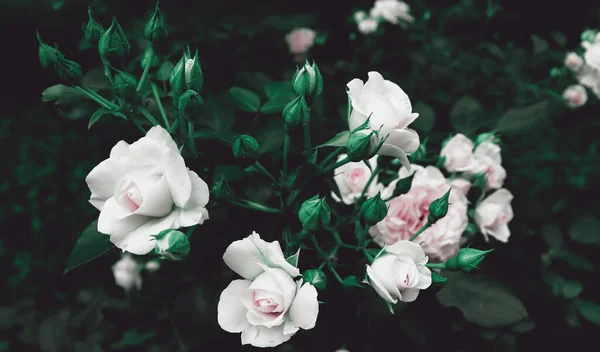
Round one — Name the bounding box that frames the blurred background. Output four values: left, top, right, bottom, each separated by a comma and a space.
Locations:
1, 0, 600, 351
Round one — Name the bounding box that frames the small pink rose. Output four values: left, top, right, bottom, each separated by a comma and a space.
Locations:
563, 84, 588, 108
440, 133, 477, 172
285, 28, 316, 55
564, 52, 584, 72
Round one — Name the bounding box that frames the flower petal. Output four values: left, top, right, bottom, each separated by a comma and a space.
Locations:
399, 288, 420, 302
217, 279, 252, 333
86, 157, 132, 210
386, 240, 426, 259
386, 128, 420, 154
145, 125, 179, 153
363, 71, 386, 96
97, 197, 149, 236
289, 282, 319, 330
489, 223, 511, 243
173, 170, 210, 227
366, 264, 397, 304
111, 211, 179, 255
377, 143, 411, 172
242, 325, 292, 348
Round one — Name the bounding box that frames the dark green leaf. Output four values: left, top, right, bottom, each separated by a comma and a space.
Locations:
578, 300, 600, 326
450, 95, 483, 135
315, 131, 350, 149
235, 72, 272, 97
256, 119, 286, 155
229, 87, 261, 112
436, 271, 528, 328
550, 249, 595, 271
64, 220, 114, 276
495, 100, 551, 136
540, 223, 563, 249
342, 275, 362, 288
88, 108, 108, 130
199, 93, 236, 132
561, 280, 584, 299
569, 215, 600, 245
213, 165, 246, 183
41, 84, 88, 105
260, 95, 290, 114
265, 81, 295, 100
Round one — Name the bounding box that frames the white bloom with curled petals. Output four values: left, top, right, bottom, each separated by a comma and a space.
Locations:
346, 71, 420, 171
475, 189, 514, 242
218, 232, 319, 348
370, 0, 414, 24
85, 126, 210, 255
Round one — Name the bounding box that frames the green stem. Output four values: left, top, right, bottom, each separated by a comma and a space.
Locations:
282, 134, 291, 180
188, 120, 196, 156
136, 44, 153, 92
229, 198, 281, 214
363, 248, 374, 263
319, 146, 345, 170
254, 161, 278, 184
151, 83, 170, 130
139, 107, 160, 126
311, 234, 329, 260
359, 165, 380, 201
328, 264, 344, 284
425, 263, 446, 269
168, 118, 179, 134
327, 227, 360, 250
409, 221, 431, 242
303, 123, 314, 162
74, 86, 118, 111
321, 156, 351, 175
130, 116, 147, 134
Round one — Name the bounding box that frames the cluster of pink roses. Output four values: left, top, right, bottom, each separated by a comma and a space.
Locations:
561, 30, 600, 108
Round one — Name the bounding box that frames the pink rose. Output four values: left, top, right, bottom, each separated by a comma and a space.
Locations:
564, 52, 584, 72
440, 133, 477, 172
469, 141, 506, 190
285, 28, 316, 55
563, 84, 588, 108
449, 178, 471, 196
370, 165, 468, 262
474, 189, 514, 242
332, 155, 380, 204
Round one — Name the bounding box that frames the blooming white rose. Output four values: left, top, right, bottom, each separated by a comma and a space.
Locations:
582, 38, 600, 72
474, 189, 514, 242
112, 254, 142, 292
370, 0, 414, 24
366, 240, 432, 303
371, 165, 468, 262
332, 154, 380, 204
85, 126, 210, 255
358, 17, 379, 34
347, 71, 420, 171
440, 133, 477, 172
564, 52, 584, 72
563, 84, 588, 108
575, 65, 600, 98
218, 232, 318, 348
285, 28, 316, 55
468, 141, 506, 190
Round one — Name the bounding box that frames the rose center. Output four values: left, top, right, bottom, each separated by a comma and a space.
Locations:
118, 184, 143, 212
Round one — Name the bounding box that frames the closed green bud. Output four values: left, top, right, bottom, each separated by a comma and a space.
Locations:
292, 60, 323, 100
82, 7, 105, 44
581, 29, 597, 43
210, 174, 233, 200
98, 17, 130, 60
57, 58, 83, 82
113, 71, 138, 99
154, 229, 191, 260
427, 189, 451, 223
391, 172, 414, 198
347, 128, 375, 162
37, 32, 63, 68
144, 1, 168, 42
232, 135, 260, 160
475, 131, 500, 145
431, 271, 448, 286
445, 248, 493, 273
302, 269, 327, 290
177, 90, 204, 117
361, 193, 388, 226
282, 95, 310, 130
299, 195, 331, 231
169, 46, 203, 96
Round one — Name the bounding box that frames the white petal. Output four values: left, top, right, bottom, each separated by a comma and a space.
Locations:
133, 174, 173, 217
386, 240, 426, 260
173, 170, 210, 227
289, 282, 319, 330
489, 223, 511, 242
399, 288, 420, 302
242, 325, 292, 348
363, 71, 386, 95
346, 78, 365, 113
386, 128, 420, 154
383, 80, 413, 119
474, 142, 502, 164
112, 211, 179, 255
348, 109, 368, 132
109, 140, 130, 158
97, 197, 149, 236
145, 125, 179, 153
86, 157, 132, 211
415, 266, 432, 289
283, 319, 300, 336
377, 143, 411, 172
366, 264, 397, 303
256, 264, 297, 310
483, 188, 514, 205
217, 280, 252, 333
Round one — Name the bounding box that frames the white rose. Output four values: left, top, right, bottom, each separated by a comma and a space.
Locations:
440, 133, 477, 172
449, 177, 472, 196
332, 154, 379, 204
112, 254, 142, 292
582, 40, 600, 72
218, 232, 318, 348
469, 141, 506, 190
563, 84, 588, 108
564, 52, 584, 72
366, 240, 432, 303
347, 71, 420, 171
474, 189, 514, 242
575, 65, 600, 99
370, 0, 414, 24
353, 11, 367, 22
85, 126, 210, 255
358, 17, 379, 34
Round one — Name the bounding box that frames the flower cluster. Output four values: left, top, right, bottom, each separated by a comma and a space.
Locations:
353, 0, 414, 35
559, 29, 600, 108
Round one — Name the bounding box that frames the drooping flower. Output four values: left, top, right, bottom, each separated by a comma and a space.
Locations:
474, 189, 514, 242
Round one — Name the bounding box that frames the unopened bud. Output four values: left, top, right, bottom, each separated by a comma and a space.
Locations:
98, 17, 130, 60
154, 229, 191, 261
299, 195, 331, 231
360, 193, 388, 226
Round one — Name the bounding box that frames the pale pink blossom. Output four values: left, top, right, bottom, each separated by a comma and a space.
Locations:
564, 52, 584, 72
285, 28, 316, 55
440, 133, 477, 172
474, 189, 514, 242
563, 84, 588, 108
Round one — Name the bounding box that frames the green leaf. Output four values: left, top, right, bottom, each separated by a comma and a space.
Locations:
450, 95, 484, 135
561, 280, 584, 299
578, 300, 600, 326
265, 81, 295, 99
235, 72, 272, 97
315, 131, 350, 149
286, 249, 300, 267
229, 87, 261, 112
495, 100, 551, 136
88, 107, 108, 130
111, 328, 156, 350
342, 275, 362, 288
199, 93, 236, 132
551, 31, 567, 47
260, 95, 290, 114
256, 119, 286, 155
540, 223, 563, 249
550, 249, 595, 271
436, 271, 528, 328
431, 271, 448, 286
411, 102, 436, 134
41, 84, 88, 105
64, 220, 114, 276
569, 215, 600, 245
531, 34, 549, 53
213, 165, 246, 183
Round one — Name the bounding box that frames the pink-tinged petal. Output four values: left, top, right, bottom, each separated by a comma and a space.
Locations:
366, 264, 397, 303
145, 125, 179, 153
489, 223, 511, 243
386, 128, 420, 154
112, 211, 178, 255
173, 170, 210, 227
399, 288, 420, 302
255, 264, 297, 310
97, 197, 149, 236
217, 280, 252, 333
474, 203, 502, 228
377, 143, 411, 172
474, 142, 502, 164
86, 157, 133, 211
242, 325, 292, 348
483, 188, 514, 205
132, 175, 173, 217
414, 266, 432, 289
289, 282, 319, 330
